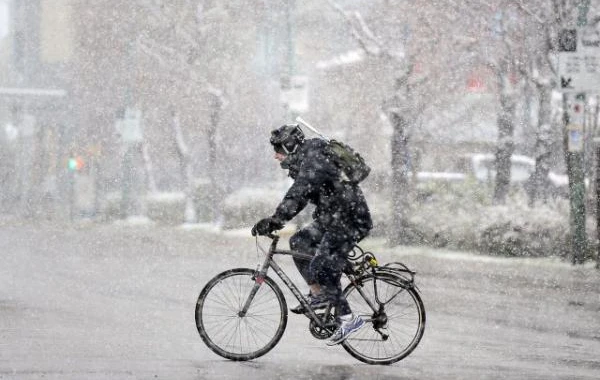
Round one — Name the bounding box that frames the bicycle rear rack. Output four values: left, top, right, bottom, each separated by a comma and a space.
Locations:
375, 262, 416, 289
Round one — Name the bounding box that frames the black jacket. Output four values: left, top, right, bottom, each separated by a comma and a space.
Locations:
272, 138, 372, 241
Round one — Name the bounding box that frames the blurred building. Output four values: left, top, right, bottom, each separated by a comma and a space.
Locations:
0, 0, 74, 216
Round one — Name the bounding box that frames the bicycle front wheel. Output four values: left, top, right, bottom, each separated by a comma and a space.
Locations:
195, 268, 288, 361
342, 273, 426, 365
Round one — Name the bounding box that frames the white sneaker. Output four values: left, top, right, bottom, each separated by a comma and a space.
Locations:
326, 314, 365, 346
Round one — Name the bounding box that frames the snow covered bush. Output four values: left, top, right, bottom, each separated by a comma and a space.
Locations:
100, 191, 187, 225
402, 180, 575, 258
146, 192, 186, 225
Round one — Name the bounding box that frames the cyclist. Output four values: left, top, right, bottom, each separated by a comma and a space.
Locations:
251, 124, 373, 345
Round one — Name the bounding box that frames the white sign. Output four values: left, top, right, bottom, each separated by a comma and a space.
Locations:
558, 27, 600, 92
567, 124, 584, 152
281, 75, 309, 113
115, 108, 143, 143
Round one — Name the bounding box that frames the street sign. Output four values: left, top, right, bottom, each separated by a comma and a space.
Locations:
567, 123, 584, 152
567, 95, 585, 152
558, 27, 600, 92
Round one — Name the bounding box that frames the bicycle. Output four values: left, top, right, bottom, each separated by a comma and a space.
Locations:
195, 233, 426, 365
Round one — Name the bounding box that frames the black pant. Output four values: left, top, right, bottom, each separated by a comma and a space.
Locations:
289, 223, 356, 316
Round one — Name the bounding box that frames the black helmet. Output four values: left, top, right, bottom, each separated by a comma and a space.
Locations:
270, 124, 305, 154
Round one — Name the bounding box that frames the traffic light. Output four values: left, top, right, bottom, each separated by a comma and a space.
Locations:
67, 156, 84, 171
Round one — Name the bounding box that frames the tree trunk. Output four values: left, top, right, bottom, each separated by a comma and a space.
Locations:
207, 91, 223, 225
171, 111, 197, 224
142, 142, 158, 194
493, 75, 516, 205
119, 142, 146, 219
207, 93, 220, 186
528, 84, 553, 207
389, 111, 412, 245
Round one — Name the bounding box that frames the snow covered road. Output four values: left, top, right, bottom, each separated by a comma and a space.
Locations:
1, 222, 599, 379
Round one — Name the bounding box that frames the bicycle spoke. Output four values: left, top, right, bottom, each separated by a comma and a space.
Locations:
342, 275, 425, 364
196, 269, 287, 360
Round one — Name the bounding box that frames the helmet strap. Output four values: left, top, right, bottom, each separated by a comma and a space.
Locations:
284, 141, 301, 155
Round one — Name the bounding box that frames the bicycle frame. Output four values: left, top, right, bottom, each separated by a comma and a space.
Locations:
239, 235, 327, 328
240, 235, 381, 330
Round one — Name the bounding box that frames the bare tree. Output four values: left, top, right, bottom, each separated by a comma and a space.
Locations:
135, 0, 229, 223
449, 1, 525, 204
328, 0, 479, 244
511, 0, 585, 206
493, 51, 520, 205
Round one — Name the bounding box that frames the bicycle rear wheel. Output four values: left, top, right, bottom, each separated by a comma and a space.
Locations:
342, 273, 425, 365
195, 268, 288, 361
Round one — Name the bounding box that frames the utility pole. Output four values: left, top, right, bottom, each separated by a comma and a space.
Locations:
281, 0, 296, 122
595, 136, 600, 268
281, 0, 309, 122
119, 8, 145, 220
564, 92, 587, 264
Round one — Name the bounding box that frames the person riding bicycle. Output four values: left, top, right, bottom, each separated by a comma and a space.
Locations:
251, 123, 373, 345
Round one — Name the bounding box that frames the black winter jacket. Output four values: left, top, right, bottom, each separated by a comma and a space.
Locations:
272, 138, 373, 241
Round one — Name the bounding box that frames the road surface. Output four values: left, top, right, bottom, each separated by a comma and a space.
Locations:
1, 221, 599, 379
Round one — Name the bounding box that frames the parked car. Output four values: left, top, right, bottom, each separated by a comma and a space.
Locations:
462, 153, 568, 192
417, 153, 570, 197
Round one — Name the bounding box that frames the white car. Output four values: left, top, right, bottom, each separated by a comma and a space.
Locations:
465, 153, 568, 189
417, 153, 570, 196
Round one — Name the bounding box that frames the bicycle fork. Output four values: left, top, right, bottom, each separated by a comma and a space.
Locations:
239, 256, 274, 317
238, 279, 263, 317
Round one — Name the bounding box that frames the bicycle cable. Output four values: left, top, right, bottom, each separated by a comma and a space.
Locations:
348, 245, 366, 261
254, 236, 268, 261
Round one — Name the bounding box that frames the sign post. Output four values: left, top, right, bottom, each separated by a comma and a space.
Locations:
595, 136, 600, 269
557, 13, 598, 264
564, 92, 587, 264
114, 107, 144, 219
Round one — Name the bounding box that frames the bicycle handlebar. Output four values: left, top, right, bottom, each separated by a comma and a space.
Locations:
257, 232, 280, 251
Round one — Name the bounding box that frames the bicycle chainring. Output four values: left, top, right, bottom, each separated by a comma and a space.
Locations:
309, 312, 336, 340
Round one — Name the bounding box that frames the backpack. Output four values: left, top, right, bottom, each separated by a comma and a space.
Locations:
327, 139, 371, 184
294, 117, 370, 183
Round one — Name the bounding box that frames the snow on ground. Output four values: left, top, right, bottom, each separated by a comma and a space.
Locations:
1, 220, 599, 380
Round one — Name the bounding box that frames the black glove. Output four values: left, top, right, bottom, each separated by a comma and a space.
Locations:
251, 217, 284, 236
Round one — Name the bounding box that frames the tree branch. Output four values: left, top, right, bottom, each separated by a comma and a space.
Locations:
328, 0, 388, 57
512, 0, 546, 25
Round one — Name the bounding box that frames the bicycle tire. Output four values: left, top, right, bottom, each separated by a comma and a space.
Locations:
341, 272, 426, 365
195, 268, 288, 361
